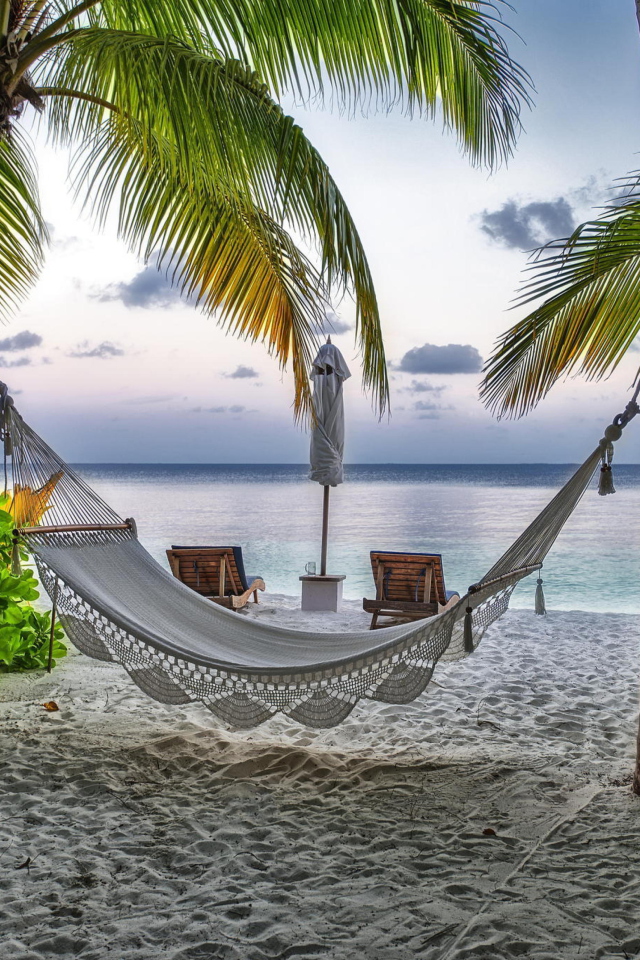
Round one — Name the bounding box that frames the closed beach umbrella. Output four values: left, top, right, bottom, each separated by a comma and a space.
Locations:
309, 339, 351, 575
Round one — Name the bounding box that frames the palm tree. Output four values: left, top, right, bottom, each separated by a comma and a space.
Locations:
482, 1, 640, 419
480, 177, 640, 418
0, 0, 530, 419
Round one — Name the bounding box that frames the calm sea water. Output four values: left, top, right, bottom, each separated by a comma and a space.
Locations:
73, 464, 640, 614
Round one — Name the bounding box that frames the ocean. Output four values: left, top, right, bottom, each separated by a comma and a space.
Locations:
74, 463, 640, 614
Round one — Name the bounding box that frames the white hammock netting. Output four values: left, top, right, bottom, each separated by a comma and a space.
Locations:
2, 385, 635, 729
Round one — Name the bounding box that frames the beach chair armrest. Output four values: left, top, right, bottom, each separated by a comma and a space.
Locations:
228, 578, 265, 610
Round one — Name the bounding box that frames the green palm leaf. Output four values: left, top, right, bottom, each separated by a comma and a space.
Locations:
94, 0, 531, 168
481, 179, 640, 418
68, 115, 346, 420
0, 131, 47, 322
35, 27, 388, 414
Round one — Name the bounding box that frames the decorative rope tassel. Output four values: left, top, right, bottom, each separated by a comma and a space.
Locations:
598, 425, 622, 496
11, 536, 21, 577
535, 576, 546, 615
598, 462, 615, 496
463, 606, 474, 653
598, 439, 616, 496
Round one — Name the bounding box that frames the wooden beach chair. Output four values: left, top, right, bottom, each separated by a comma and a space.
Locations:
166, 546, 265, 611
363, 551, 460, 630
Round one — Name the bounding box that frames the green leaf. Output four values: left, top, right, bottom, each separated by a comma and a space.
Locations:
38, 29, 389, 417
3, 604, 26, 624
481, 175, 640, 417
0, 508, 15, 525
0, 567, 39, 600
81, 120, 340, 417
95, 0, 532, 168
0, 131, 48, 321
51, 638, 68, 659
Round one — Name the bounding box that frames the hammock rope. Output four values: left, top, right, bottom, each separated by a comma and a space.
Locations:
0, 384, 636, 729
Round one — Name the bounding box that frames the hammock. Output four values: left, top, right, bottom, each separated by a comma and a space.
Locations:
2, 384, 637, 729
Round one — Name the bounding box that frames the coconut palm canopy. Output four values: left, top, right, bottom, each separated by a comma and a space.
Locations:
0, 0, 530, 419
481, 176, 640, 419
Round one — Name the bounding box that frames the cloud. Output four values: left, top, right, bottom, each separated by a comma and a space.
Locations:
413, 399, 445, 420
405, 380, 446, 395
0, 356, 31, 368
398, 343, 482, 375
224, 365, 259, 379
0, 330, 42, 352
478, 197, 576, 251
96, 264, 181, 309
52, 234, 82, 253
412, 398, 455, 420
122, 394, 178, 404
190, 405, 247, 414
569, 173, 609, 209
69, 341, 125, 359
321, 308, 352, 336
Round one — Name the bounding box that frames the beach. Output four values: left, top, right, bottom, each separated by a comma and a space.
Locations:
2, 0, 639, 956
2, 599, 639, 959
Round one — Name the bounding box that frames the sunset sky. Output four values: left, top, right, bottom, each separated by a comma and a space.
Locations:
5, 0, 640, 463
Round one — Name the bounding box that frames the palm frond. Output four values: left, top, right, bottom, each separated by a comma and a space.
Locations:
36, 30, 279, 206
481, 180, 640, 417
36, 28, 388, 411
0, 131, 47, 321
95, 0, 532, 168
70, 116, 342, 421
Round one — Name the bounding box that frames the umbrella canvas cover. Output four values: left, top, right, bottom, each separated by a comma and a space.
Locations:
309, 341, 351, 574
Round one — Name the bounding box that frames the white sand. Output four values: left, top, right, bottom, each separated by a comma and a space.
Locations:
1, 598, 640, 959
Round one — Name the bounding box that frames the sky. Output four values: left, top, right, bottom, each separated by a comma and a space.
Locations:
5, 0, 640, 462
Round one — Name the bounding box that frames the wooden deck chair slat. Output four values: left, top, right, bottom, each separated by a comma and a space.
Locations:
219, 553, 226, 597
422, 566, 432, 605
224, 553, 239, 595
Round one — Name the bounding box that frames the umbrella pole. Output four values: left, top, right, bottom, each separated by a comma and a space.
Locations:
320, 485, 330, 576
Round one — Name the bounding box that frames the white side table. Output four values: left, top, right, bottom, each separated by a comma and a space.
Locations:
299, 575, 346, 613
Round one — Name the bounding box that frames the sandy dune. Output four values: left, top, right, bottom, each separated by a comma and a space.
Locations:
1, 601, 639, 959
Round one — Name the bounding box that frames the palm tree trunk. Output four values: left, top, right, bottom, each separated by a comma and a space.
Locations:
0, 0, 10, 42
637, 0, 640, 31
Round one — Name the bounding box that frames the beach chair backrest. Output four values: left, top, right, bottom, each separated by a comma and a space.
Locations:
166, 546, 248, 597
369, 551, 447, 605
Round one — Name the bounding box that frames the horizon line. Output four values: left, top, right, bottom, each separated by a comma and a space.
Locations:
70, 460, 640, 467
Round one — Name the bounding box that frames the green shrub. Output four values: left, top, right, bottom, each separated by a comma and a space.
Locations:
0, 499, 66, 672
